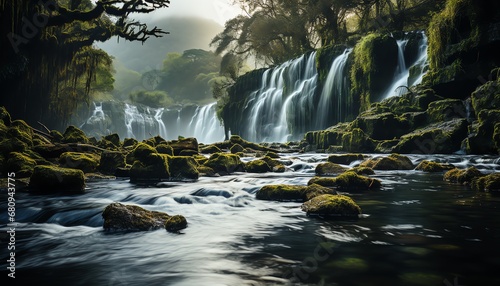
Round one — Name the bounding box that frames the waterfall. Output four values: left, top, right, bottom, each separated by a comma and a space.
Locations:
154, 108, 167, 139
383, 31, 429, 99
187, 103, 225, 143
243, 52, 318, 142
315, 48, 352, 129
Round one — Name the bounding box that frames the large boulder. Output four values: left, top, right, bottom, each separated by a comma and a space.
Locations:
471, 172, 500, 191
168, 156, 199, 180
308, 171, 381, 190
245, 159, 271, 173
102, 202, 186, 232
98, 151, 126, 175
392, 119, 468, 154
129, 143, 170, 182
351, 112, 409, 140
444, 167, 484, 185
360, 154, 414, 170
427, 99, 466, 123
256, 184, 333, 202
59, 152, 100, 173
168, 137, 199, 156
301, 194, 361, 218
315, 162, 347, 176
203, 153, 244, 174
62, 125, 89, 144
29, 165, 85, 193
6, 152, 37, 177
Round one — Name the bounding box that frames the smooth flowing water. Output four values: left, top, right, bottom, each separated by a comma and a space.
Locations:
2, 154, 499, 285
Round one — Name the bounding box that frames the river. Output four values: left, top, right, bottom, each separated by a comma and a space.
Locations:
1, 153, 499, 285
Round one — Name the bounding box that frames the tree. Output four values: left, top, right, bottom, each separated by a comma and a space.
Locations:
0, 0, 170, 127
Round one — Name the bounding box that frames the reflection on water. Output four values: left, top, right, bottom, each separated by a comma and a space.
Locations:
1, 154, 500, 285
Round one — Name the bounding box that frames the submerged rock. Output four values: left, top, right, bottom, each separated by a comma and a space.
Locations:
360, 154, 414, 170
102, 202, 181, 231
444, 167, 484, 185
415, 160, 455, 172
301, 194, 361, 218
29, 165, 85, 193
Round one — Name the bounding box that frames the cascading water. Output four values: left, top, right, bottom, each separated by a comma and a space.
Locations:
154, 108, 168, 139
187, 102, 225, 143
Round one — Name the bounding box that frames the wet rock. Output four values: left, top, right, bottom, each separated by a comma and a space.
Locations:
102, 202, 174, 231
62, 125, 89, 144
256, 184, 333, 202
360, 154, 414, 170
8, 120, 33, 147
200, 145, 222, 154
465, 109, 500, 154
427, 99, 466, 123
59, 152, 100, 173
168, 156, 199, 180
203, 153, 244, 174
349, 166, 375, 175
327, 154, 366, 165
168, 137, 199, 156
471, 80, 500, 112
29, 165, 85, 193
197, 165, 217, 177
164, 215, 188, 232
6, 152, 37, 177
129, 143, 170, 182
301, 194, 361, 218
352, 112, 409, 140
444, 167, 484, 185
98, 151, 126, 175
309, 171, 381, 190
230, 143, 246, 154
264, 151, 280, 158
315, 162, 347, 176
471, 172, 500, 191
415, 160, 455, 172
246, 159, 271, 173
123, 138, 138, 148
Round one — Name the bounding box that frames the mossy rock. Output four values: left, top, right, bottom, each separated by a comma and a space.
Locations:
200, 145, 222, 154
98, 151, 126, 175
49, 130, 64, 143
471, 172, 500, 192
494, 123, 500, 153
352, 112, 410, 140
415, 160, 455, 172
471, 80, 500, 112
130, 153, 170, 182
203, 153, 244, 174
360, 154, 414, 170
301, 194, 361, 218
123, 138, 138, 148
179, 149, 199, 156
393, 119, 468, 154
349, 166, 375, 175
8, 120, 34, 146
229, 135, 274, 152
103, 133, 120, 147
465, 110, 500, 154
309, 171, 381, 190
230, 143, 246, 154
261, 156, 282, 169
102, 202, 172, 231
59, 152, 100, 173
156, 144, 174, 155
341, 128, 375, 152
0, 106, 12, 126
164, 215, 188, 232
62, 125, 89, 144
0, 137, 29, 156
153, 135, 167, 146
246, 159, 271, 173
444, 167, 484, 185
97, 139, 117, 151
315, 162, 347, 176
168, 156, 199, 180
327, 154, 366, 165
129, 142, 157, 162
265, 151, 280, 158
427, 99, 466, 123
29, 165, 85, 193
256, 184, 333, 202
6, 152, 37, 177
197, 165, 217, 177
169, 137, 199, 156
273, 164, 286, 173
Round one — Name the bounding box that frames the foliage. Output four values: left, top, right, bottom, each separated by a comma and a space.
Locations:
129, 90, 173, 108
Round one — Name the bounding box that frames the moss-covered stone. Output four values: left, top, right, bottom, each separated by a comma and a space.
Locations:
230, 143, 246, 154
471, 80, 500, 112
49, 130, 63, 142
168, 156, 199, 180
6, 152, 37, 177
471, 172, 500, 191
246, 159, 271, 173
29, 165, 85, 193
98, 151, 126, 175
273, 164, 286, 173
59, 152, 100, 173
360, 154, 414, 170
415, 160, 455, 172
301, 194, 361, 218
265, 151, 280, 158
103, 133, 120, 147
200, 145, 222, 154
352, 112, 409, 140
197, 165, 217, 177
349, 166, 375, 175
256, 184, 333, 202
8, 120, 34, 146
123, 138, 138, 148
179, 149, 199, 156
156, 144, 174, 155
315, 162, 347, 176
392, 119, 468, 154
0, 106, 12, 126
130, 153, 170, 182
62, 125, 89, 144
427, 99, 466, 123
465, 110, 500, 154
169, 137, 199, 156
309, 171, 381, 190
203, 153, 244, 174
102, 202, 172, 231
164, 215, 188, 232
444, 167, 484, 185
0, 137, 29, 156
328, 154, 366, 165
341, 128, 375, 152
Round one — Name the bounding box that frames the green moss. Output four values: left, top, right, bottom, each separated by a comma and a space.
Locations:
6, 152, 37, 177
132, 142, 157, 159
230, 143, 245, 154
327, 154, 365, 165
444, 167, 484, 184
130, 153, 170, 182
494, 123, 500, 153
169, 137, 199, 156
0, 106, 12, 126
103, 133, 120, 147
200, 145, 222, 154
102, 202, 171, 231
203, 153, 244, 174
471, 172, 500, 191
349, 166, 375, 175
98, 151, 126, 175
197, 165, 216, 177
246, 159, 271, 173
471, 80, 500, 112
7, 120, 34, 147
360, 154, 414, 170
179, 149, 199, 156
427, 99, 466, 123
156, 144, 174, 155
341, 128, 375, 152
352, 112, 410, 140
256, 184, 332, 202
59, 152, 100, 173
273, 164, 286, 173
0, 137, 29, 156
29, 165, 85, 193
301, 194, 361, 217
264, 151, 280, 158
62, 125, 89, 144
168, 156, 199, 180
415, 160, 455, 172
164, 215, 188, 232
315, 162, 347, 176
123, 138, 138, 148
334, 171, 381, 190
